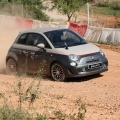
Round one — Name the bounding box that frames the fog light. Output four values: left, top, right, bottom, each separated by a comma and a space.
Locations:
70, 62, 77, 66
82, 68, 86, 72
103, 64, 107, 68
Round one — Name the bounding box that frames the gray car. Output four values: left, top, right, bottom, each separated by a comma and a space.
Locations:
6, 27, 108, 81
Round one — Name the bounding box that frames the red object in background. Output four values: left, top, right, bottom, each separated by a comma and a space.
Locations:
15, 18, 33, 29
69, 22, 87, 37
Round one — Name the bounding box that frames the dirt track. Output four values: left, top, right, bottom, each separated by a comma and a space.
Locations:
0, 45, 120, 119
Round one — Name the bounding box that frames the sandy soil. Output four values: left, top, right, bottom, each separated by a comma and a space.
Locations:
0, 47, 120, 120
0, 25, 120, 120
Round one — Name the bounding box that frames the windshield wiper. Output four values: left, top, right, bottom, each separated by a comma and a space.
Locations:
55, 45, 66, 48
74, 42, 87, 45
55, 43, 68, 49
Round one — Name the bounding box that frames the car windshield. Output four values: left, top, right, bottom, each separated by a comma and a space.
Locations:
44, 29, 87, 48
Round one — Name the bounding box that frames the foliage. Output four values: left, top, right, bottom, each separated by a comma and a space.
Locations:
21, 0, 49, 21
68, 99, 86, 120
0, 105, 33, 120
0, 57, 49, 120
16, 77, 41, 109
109, 1, 120, 10
53, 99, 86, 120
0, 0, 49, 21
90, 5, 120, 17
95, 0, 109, 7
94, 0, 120, 10
53, 110, 67, 120
36, 114, 47, 120
51, 0, 87, 21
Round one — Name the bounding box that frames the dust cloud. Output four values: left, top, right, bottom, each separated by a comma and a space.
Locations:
0, 24, 20, 73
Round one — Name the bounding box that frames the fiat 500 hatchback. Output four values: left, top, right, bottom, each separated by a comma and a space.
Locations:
6, 28, 108, 81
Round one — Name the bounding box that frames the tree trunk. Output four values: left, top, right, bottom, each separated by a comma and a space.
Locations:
67, 16, 71, 21
67, 12, 73, 21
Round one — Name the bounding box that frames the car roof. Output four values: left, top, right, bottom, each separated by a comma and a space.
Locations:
20, 27, 67, 34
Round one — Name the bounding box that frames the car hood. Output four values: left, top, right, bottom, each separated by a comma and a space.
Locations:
55, 43, 100, 56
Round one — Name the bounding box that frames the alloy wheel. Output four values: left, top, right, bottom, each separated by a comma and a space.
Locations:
6, 58, 17, 74
51, 62, 66, 81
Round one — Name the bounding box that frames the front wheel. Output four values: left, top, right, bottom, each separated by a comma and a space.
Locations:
6, 58, 17, 75
51, 62, 66, 82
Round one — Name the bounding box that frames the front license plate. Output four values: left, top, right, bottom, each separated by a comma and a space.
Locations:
88, 63, 102, 69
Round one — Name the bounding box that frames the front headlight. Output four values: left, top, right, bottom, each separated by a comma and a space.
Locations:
100, 50, 105, 56
69, 54, 79, 61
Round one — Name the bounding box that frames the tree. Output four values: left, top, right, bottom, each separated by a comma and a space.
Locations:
0, 0, 49, 21
51, 0, 87, 21
21, 0, 49, 21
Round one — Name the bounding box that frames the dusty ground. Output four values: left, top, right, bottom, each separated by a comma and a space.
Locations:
0, 26, 120, 119
0, 47, 120, 120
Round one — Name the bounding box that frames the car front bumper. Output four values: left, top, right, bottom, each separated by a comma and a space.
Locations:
64, 61, 108, 78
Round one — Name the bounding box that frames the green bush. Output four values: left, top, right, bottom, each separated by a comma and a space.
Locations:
36, 114, 47, 120
96, 0, 109, 7
53, 110, 67, 120
109, 1, 120, 10
0, 105, 33, 120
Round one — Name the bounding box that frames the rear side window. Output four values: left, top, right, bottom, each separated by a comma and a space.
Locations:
17, 33, 51, 49
27, 34, 39, 46
17, 34, 27, 44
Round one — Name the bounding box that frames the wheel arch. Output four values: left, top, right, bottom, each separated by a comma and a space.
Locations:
50, 61, 64, 71
6, 52, 18, 63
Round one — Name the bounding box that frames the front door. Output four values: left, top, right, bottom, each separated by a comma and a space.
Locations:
24, 33, 52, 75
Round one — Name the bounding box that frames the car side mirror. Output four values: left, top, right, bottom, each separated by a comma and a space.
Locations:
37, 43, 46, 52
37, 43, 45, 48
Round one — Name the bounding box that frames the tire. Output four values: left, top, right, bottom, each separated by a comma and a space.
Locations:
6, 58, 17, 75
51, 62, 66, 82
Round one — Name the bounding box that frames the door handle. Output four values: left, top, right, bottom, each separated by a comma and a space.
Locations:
23, 51, 28, 54
31, 52, 35, 60
19, 50, 22, 54
31, 52, 35, 55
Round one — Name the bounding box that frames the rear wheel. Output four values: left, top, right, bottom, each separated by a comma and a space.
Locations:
51, 62, 66, 82
6, 58, 17, 75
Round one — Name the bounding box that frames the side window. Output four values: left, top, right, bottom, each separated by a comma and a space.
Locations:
37, 35, 51, 49
26, 34, 39, 46
17, 33, 51, 49
17, 34, 27, 45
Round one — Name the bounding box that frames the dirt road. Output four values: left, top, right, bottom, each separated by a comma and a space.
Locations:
0, 46, 120, 120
